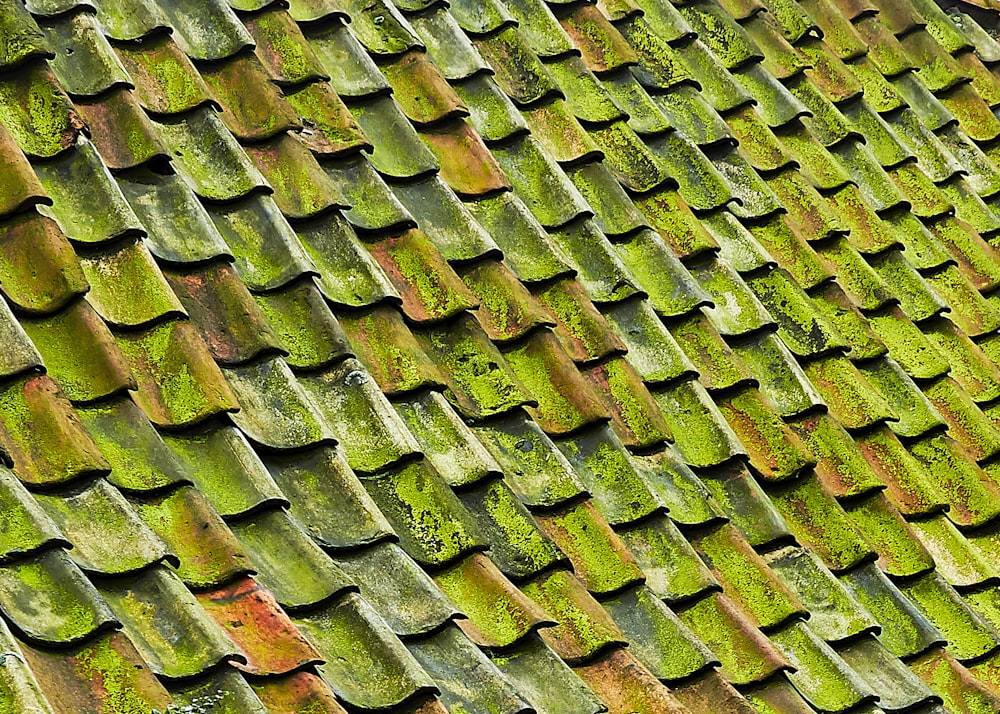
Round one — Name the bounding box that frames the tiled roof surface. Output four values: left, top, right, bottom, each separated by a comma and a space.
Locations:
7, 0, 1000, 711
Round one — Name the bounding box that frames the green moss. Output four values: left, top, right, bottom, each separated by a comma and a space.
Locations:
145, 53, 197, 111
770, 474, 872, 570
676, 593, 773, 684
771, 622, 869, 711
75, 636, 164, 714
480, 480, 562, 575
427, 323, 526, 417
544, 503, 641, 593
900, 572, 1000, 660
521, 570, 619, 657
434, 559, 532, 646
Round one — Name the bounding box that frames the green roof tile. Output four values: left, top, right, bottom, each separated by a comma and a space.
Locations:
11, 0, 1000, 709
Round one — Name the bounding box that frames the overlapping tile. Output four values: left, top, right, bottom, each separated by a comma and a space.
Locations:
4, 0, 1000, 710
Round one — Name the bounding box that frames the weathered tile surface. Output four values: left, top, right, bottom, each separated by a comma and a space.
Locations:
3, 0, 1000, 711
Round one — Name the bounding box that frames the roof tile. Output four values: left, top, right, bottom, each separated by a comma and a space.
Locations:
522, 99, 602, 167
505, 330, 612, 434
118, 170, 231, 265
406, 624, 531, 714
0, 60, 81, 158
332, 541, 459, 636
112, 33, 212, 114
910, 646, 1000, 713
464, 191, 572, 284
394, 179, 497, 258
521, 568, 625, 661
361, 459, 488, 566
209, 194, 315, 291
35, 478, 169, 575
34, 139, 144, 245
435, 553, 552, 648
134, 484, 250, 588
266, 445, 392, 549
556, 425, 661, 525
74, 88, 168, 171
770, 620, 876, 711
571, 646, 690, 714
471, 411, 585, 508
766, 545, 878, 641
79, 238, 185, 328
246, 133, 346, 220
611, 516, 719, 600
160, 423, 282, 516
292, 593, 437, 710
153, 107, 267, 201
253, 278, 350, 370
116, 319, 239, 428
0, 548, 116, 645
770, 472, 874, 571
243, 8, 326, 86
457, 477, 567, 579
299, 358, 419, 471
285, 80, 370, 156
898, 571, 999, 661
339, 305, 442, 394
536, 500, 643, 594
21, 630, 172, 712
488, 634, 604, 714
0, 466, 64, 561
694, 522, 805, 630
717, 387, 815, 481
249, 670, 348, 714
677, 590, 791, 685
98, 565, 238, 679
395, 389, 500, 488
197, 576, 320, 676
0, 374, 108, 486
230, 507, 354, 610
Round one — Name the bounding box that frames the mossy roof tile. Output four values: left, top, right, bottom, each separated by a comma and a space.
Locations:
35, 140, 144, 245
165, 262, 284, 366
434, 552, 552, 648
230, 508, 355, 610
161, 423, 283, 517
522, 100, 601, 171
504, 329, 612, 435
0, 466, 64, 561
14, 0, 1000, 709
0, 548, 117, 645
0, 374, 108, 486
204, 579, 317, 675
98, 565, 239, 679
35, 478, 169, 575
332, 541, 459, 636
116, 319, 239, 428
265, 446, 393, 550
21, 630, 173, 712
406, 624, 531, 714
134, 484, 250, 588
292, 593, 437, 710
408, 6, 490, 81
361, 458, 488, 566
249, 670, 349, 714
677, 590, 791, 685
898, 571, 1000, 661
243, 8, 326, 86
488, 634, 604, 714
285, 81, 371, 157
41, 11, 127, 98
200, 51, 303, 142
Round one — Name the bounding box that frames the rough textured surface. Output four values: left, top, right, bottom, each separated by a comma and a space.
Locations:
3, 0, 1000, 711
